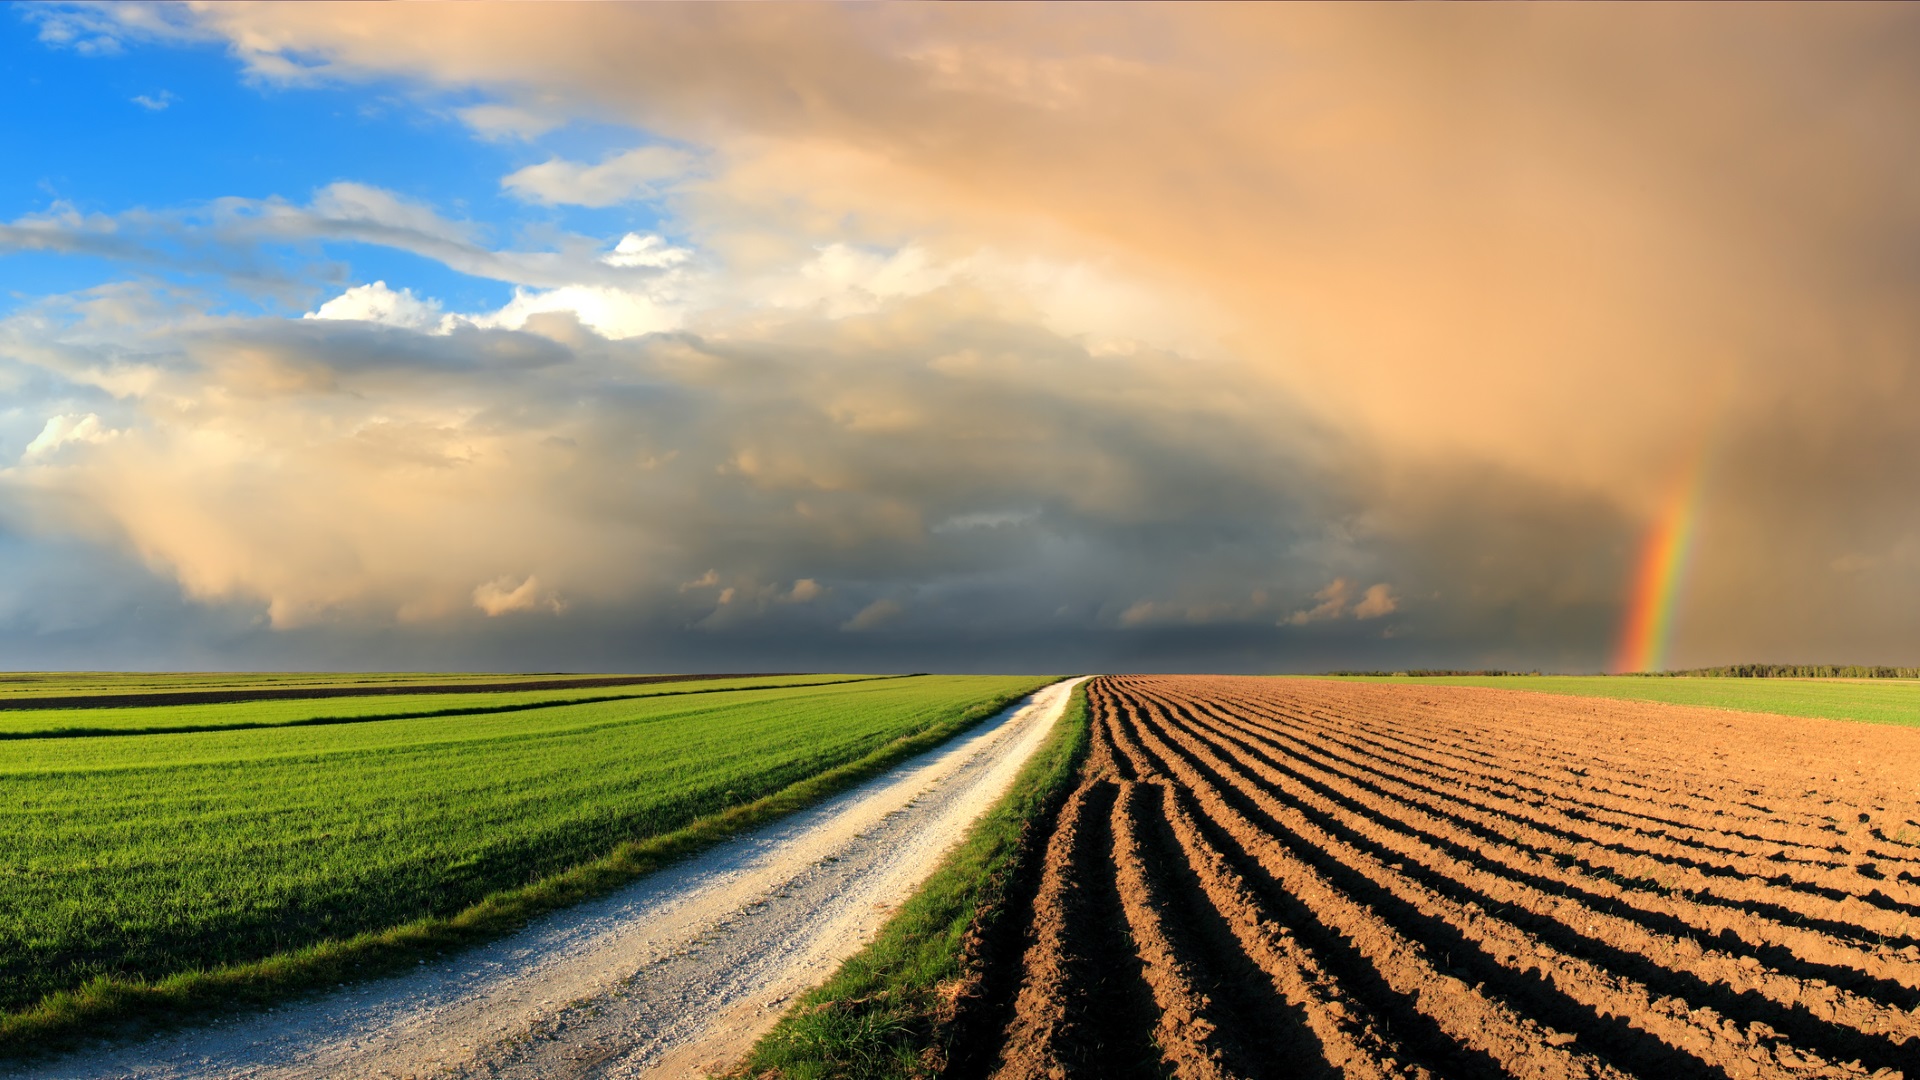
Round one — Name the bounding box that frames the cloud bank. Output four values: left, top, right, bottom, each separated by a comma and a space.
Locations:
6, 4, 1920, 671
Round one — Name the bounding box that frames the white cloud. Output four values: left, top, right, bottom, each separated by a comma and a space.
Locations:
766, 244, 954, 318
4, 183, 1219, 370
29, 6, 127, 55
286, 182, 648, 289
304, 282, 444, 330
305, 182, 481, 248
472, 575, 564, 616
131, 91, 175, 111
1287, 578, 1352, 625
933, 508, 1040, 532
442, 233, 692, 339
1286, 578, 1397, 624
747, 244, 1228, 360
1353, 582, 1398, 619
503, 146, 695, 208
1118, 596, 1268, 628
22, 413, 120, 462
0, 282, 1342, 647
0, 199, 1330, 644
455, 102, 564, 141
0, 183, 591, 292
842, 597, 903, 631
603, 233, 691, 270
457, 284, 679, 340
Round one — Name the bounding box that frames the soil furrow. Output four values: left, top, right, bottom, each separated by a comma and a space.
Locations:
1107, 689, 1630, 1080
1100, 691, 1492, 1079
1239, 695, 1856, 850
1152, 782, 1430, 1080
1215, 682, 1920, 859
1141, 689, 1920, 1072
1219, 689, 1920, 891
989, 775, 1168, 1080
982, 774, 1094, 1080
962, 676, 1920, 1080
1258, 686, 1920, 876
1181, 690, 1920, 1002
1201, 688, 1920, 936
1128, 689, 1832, 1079
1109, 779, 1257, 1080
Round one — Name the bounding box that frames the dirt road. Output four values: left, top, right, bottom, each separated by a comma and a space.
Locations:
13, 677, 1084, 1080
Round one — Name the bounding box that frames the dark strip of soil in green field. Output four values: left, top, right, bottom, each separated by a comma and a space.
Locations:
0, 673, 806, 711
0, 676, 918, 740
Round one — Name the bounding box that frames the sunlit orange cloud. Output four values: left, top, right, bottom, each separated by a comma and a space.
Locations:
24, 2, 1920, 666
168, 4, 1914, 486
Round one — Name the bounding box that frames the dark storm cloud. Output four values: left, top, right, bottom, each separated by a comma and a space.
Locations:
1, 275, 1647, 671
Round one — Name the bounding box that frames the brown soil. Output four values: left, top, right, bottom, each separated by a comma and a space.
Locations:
955, 676, 1920, 1080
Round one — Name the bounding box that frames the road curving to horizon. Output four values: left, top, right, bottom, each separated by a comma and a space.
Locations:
10, 677, 1086, 1080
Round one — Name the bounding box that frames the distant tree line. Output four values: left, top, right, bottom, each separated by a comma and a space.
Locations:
1656, 664, 1920, 679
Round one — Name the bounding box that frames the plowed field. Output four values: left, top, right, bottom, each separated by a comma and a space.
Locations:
951, 676, 1920, 1080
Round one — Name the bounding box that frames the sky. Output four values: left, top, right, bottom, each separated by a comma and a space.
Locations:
3, 3, 1920, 674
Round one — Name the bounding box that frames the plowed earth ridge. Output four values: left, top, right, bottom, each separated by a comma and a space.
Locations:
957, 676, 1920, 1080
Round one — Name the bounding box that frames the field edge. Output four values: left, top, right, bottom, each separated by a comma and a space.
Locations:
734, 679, 1093, 1080
0, 677, 1057, 1060
1299, 673, 1920, 728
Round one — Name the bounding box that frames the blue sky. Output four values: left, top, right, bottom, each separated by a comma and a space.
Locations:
0, 7, 664, 317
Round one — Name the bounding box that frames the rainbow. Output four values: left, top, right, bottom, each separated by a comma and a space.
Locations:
1613, 456, 1706, 674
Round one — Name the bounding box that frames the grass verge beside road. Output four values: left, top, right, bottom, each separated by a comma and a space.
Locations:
737, 680, 1091, 1080
1310, 674, 1920, 727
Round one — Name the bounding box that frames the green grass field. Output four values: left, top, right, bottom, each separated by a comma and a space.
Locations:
0, 673, 886, 738
0, 674, 1050, 1031
0, 671, 632, 700
1310, 674, 1920, 727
